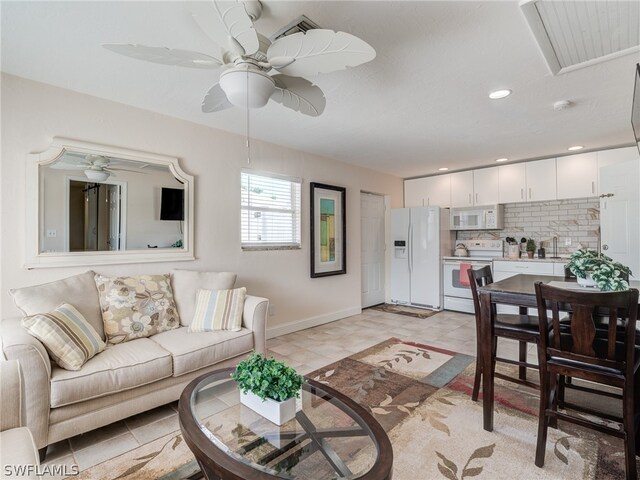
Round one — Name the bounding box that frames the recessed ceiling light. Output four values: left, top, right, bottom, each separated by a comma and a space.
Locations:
438, 167, 449, 171
495, 158, 508, 162
489, 89, 512, 99
568, 145, 584, 151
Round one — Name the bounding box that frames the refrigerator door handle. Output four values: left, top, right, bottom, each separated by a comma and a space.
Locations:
408, 224, 413, 273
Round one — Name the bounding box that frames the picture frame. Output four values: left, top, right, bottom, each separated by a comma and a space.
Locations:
310, 182, 346, 278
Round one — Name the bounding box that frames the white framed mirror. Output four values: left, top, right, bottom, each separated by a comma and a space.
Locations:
26, 137, 194, 268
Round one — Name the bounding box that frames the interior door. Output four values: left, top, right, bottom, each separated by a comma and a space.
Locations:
410, 206, 441, 308
600, 159, 640, 279
361, 193, 386, 307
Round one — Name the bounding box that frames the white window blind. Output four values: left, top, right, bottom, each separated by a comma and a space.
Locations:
241, 169, 301, 248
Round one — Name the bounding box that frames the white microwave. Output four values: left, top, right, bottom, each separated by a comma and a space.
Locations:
450, 205, 504, 230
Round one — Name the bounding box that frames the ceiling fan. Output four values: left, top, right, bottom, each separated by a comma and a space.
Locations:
102, 0, 376, 117
51, 154, 145, 182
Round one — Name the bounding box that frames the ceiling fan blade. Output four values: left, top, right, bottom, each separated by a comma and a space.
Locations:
186, 1, 259, 56
107, 167, 145, 174
102, 44, 223, 69
270, 75, 326, 117
267, 29, 376, 77
202, 83, 234, 113
49, 163, 88, 170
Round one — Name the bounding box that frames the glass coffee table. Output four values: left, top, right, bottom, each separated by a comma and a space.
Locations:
178, 368, 393, 480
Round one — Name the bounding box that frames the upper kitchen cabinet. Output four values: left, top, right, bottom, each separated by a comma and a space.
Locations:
473, 167, 500, 205
598, 147, 640, 170
526, 158, 557, 201
404, 175, 450, 208
556, 153, 597, 199
450, 171, 474, 207
498, 163, 526, 203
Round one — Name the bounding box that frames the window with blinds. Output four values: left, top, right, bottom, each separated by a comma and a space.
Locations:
241, 169, 301, 248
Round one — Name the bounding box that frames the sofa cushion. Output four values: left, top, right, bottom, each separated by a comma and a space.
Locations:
190, 287, 246, 333
149, 326, 253, 376
9, 271, 105, 341
22, 303, 106, 371
95, 274, 180, 344
50, 338, 172, 407
171, 270, 236, 326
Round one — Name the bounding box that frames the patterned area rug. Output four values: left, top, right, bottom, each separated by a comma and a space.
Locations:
73, 338, 635, 479
366, 304, 439, 319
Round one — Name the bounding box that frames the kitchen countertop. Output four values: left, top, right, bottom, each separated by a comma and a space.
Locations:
492, 256, 569, 264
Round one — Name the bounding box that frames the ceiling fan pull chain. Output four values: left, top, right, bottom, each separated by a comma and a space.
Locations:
246, 67, 251, 165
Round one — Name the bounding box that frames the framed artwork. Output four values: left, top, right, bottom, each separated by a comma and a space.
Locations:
310, 182, 346, 278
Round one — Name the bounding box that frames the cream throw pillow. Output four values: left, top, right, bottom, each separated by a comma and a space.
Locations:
95, 274, 180, 344
171, 270, 237, 326
189, 287, 246, 332
22, 303, 106, 371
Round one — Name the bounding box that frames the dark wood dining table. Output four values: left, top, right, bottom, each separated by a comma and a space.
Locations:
477, 273, 640, 432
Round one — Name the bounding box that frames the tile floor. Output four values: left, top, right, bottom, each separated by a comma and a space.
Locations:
42, 308, 539, 476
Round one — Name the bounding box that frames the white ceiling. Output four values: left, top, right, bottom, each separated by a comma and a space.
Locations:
2, 1, 638, 178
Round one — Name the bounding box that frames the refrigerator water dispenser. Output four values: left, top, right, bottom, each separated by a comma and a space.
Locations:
394, 240, 407, 258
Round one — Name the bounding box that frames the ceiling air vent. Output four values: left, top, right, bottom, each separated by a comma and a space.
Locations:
269, 15, 321, 42
520, 0, 640, 75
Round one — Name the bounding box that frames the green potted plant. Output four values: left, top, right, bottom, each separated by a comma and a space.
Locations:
526, 238, 536, 259
566, 249, 632, 291
231, 351, 304, 425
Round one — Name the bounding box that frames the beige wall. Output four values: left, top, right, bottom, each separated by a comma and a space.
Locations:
0, 74, 403, 332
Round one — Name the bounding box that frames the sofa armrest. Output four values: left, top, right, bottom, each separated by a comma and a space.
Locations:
242, 295, 268, 354
1, 360, 25, 431
1, 318, 51, 449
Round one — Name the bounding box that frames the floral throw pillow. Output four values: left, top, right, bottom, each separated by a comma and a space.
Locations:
95, 274, 180, 344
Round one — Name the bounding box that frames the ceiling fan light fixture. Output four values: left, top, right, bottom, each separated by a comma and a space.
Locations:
219, 68, 275, 108
84, 169, 110, 182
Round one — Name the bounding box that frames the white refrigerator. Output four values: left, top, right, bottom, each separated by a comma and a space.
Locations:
390, 207, 452, 310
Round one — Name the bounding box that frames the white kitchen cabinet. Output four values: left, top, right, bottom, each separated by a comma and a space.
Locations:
556, 153, 597, 199
493, 260, 555, 313
553, 263, 567, 276
404, 175, 451, 208
498, 163, 526, 203
473, 167, 500, 205
526, 158, 557, 202
450, 171, 474, 207
597, 146, 640, 170
404, 177, 428, 207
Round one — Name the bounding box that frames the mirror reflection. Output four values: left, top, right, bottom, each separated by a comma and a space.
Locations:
40, 152, 184, 253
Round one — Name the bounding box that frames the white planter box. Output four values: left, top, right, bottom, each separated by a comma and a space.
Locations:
240, 390, 297, 426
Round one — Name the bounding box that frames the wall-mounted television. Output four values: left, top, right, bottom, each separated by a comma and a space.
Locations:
160, 188, 184, 221
632, 63, 640, 156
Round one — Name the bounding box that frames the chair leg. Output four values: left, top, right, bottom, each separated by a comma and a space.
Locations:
472, 350, 482, 401
518, 341, 527, 381
623, 383, 637, 480
549, 374, 558, 430
535, 371, 550, 467
39, 446, 48, 462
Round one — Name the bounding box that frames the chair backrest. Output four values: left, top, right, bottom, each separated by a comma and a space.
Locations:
467, 265, 493, 324
534, 282, 639, 374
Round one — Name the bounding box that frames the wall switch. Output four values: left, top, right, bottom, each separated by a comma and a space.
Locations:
268, 305, 275, 317
564, 237, 572, 246
46, 229, 57, 238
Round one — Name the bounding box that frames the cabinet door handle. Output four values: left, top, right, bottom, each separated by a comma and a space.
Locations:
520, 188, 524, 199
469, 193, 472, 204
591, 181, 595, 194
475, 193, 478, 204
529, 187, 532, 199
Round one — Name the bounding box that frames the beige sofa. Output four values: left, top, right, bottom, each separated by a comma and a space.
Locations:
0, 270, 268, 461
0, 360, 40, 479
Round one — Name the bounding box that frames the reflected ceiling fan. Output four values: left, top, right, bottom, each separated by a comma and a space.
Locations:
51, 154, 145, 181
102, 0, 376, 117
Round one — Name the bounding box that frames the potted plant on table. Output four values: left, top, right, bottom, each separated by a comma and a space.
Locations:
526, 239, 536, 259
565, 249, 632, 291
231, 351, 305, 425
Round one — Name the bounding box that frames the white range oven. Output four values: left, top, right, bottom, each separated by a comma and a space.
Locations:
443, 240, 503, 313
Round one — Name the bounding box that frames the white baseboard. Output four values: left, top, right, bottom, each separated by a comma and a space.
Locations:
266, 306, 362, 339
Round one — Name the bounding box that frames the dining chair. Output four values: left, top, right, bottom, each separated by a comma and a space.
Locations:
468, 266, 543, 401
534, 282, 640, 480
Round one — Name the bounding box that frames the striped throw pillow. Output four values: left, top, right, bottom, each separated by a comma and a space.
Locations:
22, 303, 106, 371
189, 287, 246, 333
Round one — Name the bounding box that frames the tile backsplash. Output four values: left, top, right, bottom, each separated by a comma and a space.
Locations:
456, 198, 600, 255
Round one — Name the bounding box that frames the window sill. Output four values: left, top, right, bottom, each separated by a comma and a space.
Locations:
241, 245, 302, 252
